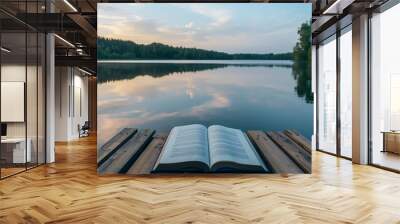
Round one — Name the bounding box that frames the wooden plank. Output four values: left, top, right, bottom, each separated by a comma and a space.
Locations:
267, 132, 312, 173
97, 128, 137, 166
98, 129, 155, 174
283, 130, 312, 153
126, 133, 168, 175
247, 131, 303, 174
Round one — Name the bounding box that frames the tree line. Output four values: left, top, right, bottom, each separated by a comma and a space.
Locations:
292, 22, 312, 103
97, 37, 293, 60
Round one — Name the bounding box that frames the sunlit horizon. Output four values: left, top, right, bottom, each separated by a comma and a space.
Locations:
98, 3, 311, 54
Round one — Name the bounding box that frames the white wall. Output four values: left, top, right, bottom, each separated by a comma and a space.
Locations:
55, 66, 70, 141
1, 82, 25, 122
71, 73, 89, 138
1, 64, 26, 81
54, 67, 89, 141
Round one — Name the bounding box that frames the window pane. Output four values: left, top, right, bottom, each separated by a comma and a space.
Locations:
340, 28, 352, 158
371, 3, 400, 171
318, 36, 337, 154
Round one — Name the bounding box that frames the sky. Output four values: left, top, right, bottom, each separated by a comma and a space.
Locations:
98, 3, 311, 54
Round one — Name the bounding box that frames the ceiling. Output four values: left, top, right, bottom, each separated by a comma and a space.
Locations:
0, 0, 391, 74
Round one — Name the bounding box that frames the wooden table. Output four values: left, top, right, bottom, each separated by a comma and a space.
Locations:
381, 131, 400, 154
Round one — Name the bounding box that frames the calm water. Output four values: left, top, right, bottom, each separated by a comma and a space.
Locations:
98, 60, 313, 146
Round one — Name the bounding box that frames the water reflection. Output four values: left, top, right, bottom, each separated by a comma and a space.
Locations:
98, 61, 292, 83
98, 61, 313, 146
292, 59, 313, 103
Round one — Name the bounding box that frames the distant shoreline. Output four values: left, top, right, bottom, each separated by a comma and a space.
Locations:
98, 37, 294, 61
97, 59, 294, 65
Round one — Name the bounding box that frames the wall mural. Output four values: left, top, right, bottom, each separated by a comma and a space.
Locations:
97, 3, 313, 175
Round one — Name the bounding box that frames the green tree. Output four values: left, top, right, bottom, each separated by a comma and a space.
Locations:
292, 22, 313, 103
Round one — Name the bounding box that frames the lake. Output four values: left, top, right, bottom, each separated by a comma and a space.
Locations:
97, 60, 313, 146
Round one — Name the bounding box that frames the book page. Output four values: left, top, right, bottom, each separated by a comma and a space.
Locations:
155, 124, 209, 166
208, 125, 263, 168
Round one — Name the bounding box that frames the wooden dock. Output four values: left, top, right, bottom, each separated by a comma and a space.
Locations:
98, 128, 312, 174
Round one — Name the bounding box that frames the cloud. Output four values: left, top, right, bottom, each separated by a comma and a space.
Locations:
191, 93, 231, 116
134, 15, 143, 21
98, 3, 307, 54
185, 22, 193, 29
188, 5, 232, 27
185, 77, 195, 99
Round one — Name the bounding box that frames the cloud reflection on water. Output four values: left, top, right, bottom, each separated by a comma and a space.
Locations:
98, 63, 312, 146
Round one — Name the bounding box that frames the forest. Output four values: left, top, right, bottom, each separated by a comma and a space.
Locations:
97, 37, 293, 60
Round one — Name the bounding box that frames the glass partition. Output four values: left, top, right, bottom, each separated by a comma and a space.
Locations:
27, 31, 38, 169
1, 31, 28, 177
370, 3, 400, 171
339, 26, 352, 158
38, 32, 46, 165
0, 2, 46, 179
317, 35, 337, 154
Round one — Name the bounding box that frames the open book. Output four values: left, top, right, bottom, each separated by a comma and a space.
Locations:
153, 124, 268, 173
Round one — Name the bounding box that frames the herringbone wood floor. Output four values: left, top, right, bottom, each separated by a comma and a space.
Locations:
1, 135, 399, 224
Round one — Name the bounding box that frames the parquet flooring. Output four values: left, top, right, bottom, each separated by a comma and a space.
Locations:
1, 135, 400, 223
